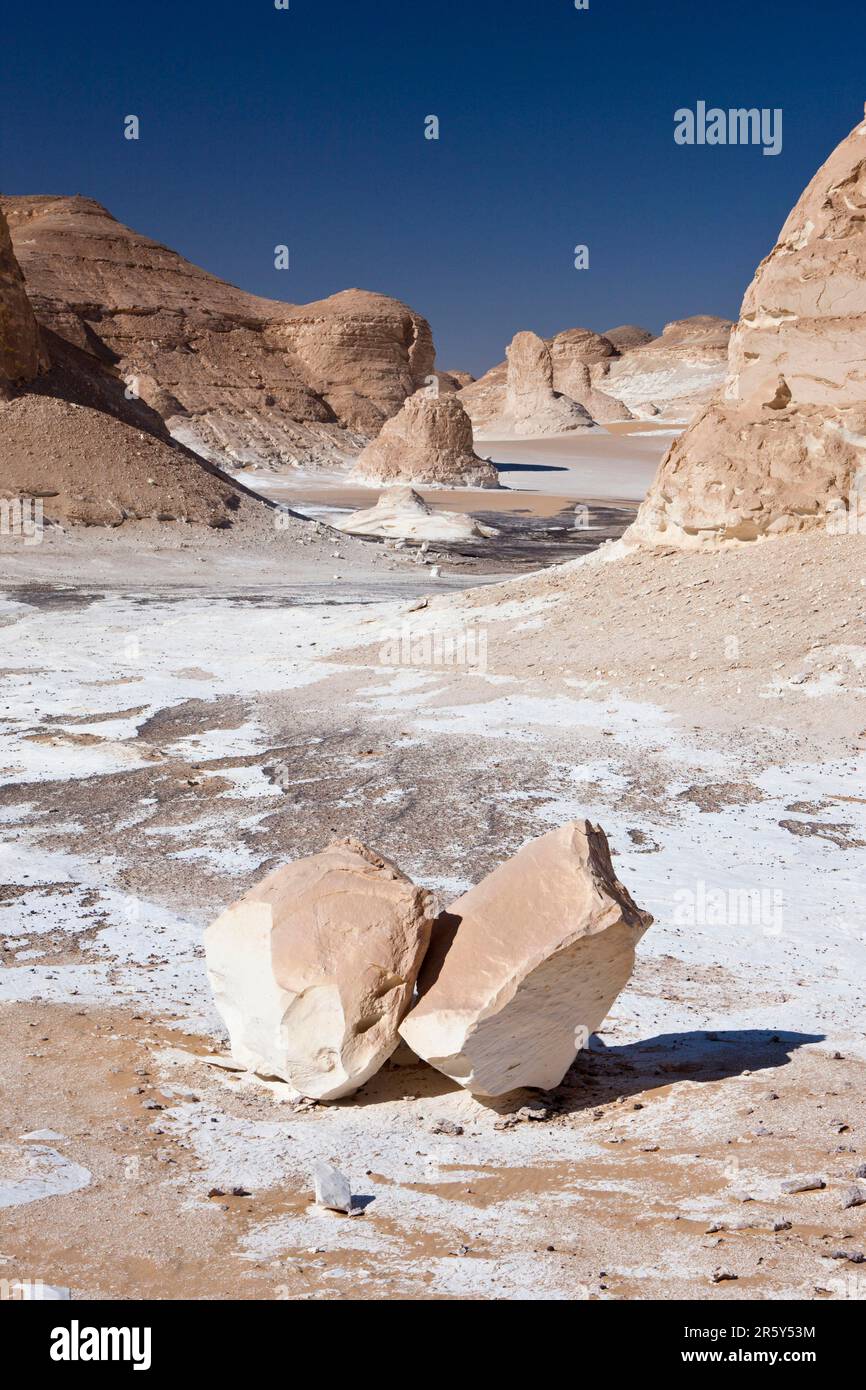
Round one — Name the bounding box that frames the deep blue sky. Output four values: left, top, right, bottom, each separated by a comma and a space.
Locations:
3, 0, 865, 375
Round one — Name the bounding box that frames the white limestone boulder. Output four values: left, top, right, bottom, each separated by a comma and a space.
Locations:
205, 839, 434, 1100
399, 821, 651, 1096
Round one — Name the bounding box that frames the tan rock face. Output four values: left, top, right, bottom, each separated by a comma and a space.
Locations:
630, 399, 866, 544
435, 369, 475, 394
0, 391, 262, 528
1, 196, 434, 469
504, 331, 595, 434
602, 324, 655, 352
555, 358, 634, 424
630, 117, 866, 546
0, 206, 43, 394
460, 319, 728, 435
549, 326, 618, 373
399, 822, 652, 1096
0, 326, 269, 529
204, 840, 434, 1100
728, 120, 866, 410
351, 390, 499, 487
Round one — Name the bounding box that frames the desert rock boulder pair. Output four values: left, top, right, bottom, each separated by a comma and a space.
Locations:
204, 822, 652, 1100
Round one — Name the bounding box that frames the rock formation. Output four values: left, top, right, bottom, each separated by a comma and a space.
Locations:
0, 206, 44, 394
1, 195, 435, 470
629, 115, 866, 546
0, 392, 261, 528
204, 839, 434, 1100
602, 324, 655, 352
435, 369, 475, 394
0, 310, 272, 528
501, 331, 596, 434
313, 1162, 354, 1213
335, 485, 498, 541
399, 821, 652, 1096
457, 331, 600, 438
460, 318, 730, 435
350, 390, 499, 488
598, 316, 733, 421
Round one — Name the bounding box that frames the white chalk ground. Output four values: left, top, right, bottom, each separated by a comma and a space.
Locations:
0, 558, 864, 1300
0, 1141, 91, 1211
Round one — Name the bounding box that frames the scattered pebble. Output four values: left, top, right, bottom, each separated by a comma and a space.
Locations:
781, 1175, 825, 1194
430, 1119, 464, 1137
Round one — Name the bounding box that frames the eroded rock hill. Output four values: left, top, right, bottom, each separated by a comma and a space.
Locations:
2, 195, 435, 471
0, 204, 281, 529
598, 315, 733, 421
0, 205, 45, 393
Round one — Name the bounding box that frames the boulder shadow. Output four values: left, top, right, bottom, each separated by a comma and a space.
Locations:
552, 1028, 824, 1115
491, 461, 570, 475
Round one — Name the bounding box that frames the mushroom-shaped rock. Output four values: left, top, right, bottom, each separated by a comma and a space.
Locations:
350, 390, 498, 487
399, 821, 652, 1096
205, 839, 435, 1100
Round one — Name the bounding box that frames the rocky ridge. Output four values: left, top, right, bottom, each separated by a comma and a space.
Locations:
2, 195, 435, 471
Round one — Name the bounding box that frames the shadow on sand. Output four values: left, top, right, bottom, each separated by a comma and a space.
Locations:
351, 1028, 824, 1115
491, 461, 571, 475
550, 1028, 824, 1115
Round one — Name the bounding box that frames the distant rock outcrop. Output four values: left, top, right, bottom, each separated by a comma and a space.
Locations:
0, 206, 44, 394
505, 331, 596, 432
629, 117, 866, 546
0, 256, 273, 530
460, 330, 597, 438
461, 318, 730, 435
598, 316, 733, 421
602, 324, 655, 352
351, 390, 499, 488
436, 369, 475, 394
1, 195, 435, 470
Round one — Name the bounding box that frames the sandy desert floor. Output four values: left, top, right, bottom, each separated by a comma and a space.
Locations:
0, 512, 864, 1301
232, 428, 670, 543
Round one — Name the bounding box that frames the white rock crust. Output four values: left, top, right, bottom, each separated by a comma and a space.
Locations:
204, 839, 434, 1100
335, 485, 498, 541
399, 821, 652, 1096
